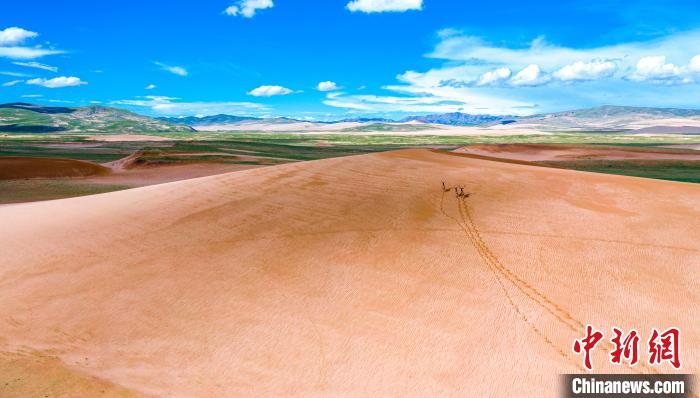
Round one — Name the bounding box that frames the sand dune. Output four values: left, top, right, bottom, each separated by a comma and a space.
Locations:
0, 149, 698, 397
0, 156, 110, 180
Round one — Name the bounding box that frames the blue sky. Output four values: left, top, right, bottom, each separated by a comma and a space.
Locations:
2, 0, 700, 119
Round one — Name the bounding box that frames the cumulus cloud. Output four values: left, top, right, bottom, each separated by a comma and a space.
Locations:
553, 59, 616, 82
425, 30, 700, 84
476, 67, 511, 86
224, 0, 273, 17
26, 76, 87, 88
145, 84, 157, 90
510, 64, 549, 86
628, 56, 687, 83
346, 0, 422, 13
317, 81, 341, 91
2, 80, 23, 87
154, 62, 188, 76
326, 29, 700, 115
689, 55, 700, 73
247, 85, 293, 97
0, 27, 63, 59
0, 27, 37, 46
12, 61, 58, 72
113, 95, 269, 116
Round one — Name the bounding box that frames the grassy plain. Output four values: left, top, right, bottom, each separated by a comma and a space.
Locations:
1, 131, 700, 205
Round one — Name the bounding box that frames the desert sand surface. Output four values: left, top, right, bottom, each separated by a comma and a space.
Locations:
0, 156, 110, 179
0, 154, 268, 204
454, 143, 700, 162
9, 150, 264, 185
97, 150, 274, 187
1, 149, 698, 397
88, 162, 265, 187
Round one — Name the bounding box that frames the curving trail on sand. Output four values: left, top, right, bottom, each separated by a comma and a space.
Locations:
0, 149, 698, 397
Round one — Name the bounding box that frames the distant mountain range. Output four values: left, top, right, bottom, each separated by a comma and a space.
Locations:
4, 103, 700, 134
401, 112, 509, 125
534, 105, 700, 119
161, 105, 700, 130
0, 102, 194, 134
159, 112, 512, 127
157, 105, 700, 132
513, 105, 700, 130
158, 114, 262, 126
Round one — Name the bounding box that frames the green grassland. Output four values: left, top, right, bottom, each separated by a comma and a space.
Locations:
539, 160, 700, 184
0, 180, 131, 204
2, 131, 700, 184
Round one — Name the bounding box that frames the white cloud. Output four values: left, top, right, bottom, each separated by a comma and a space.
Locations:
476, 67, 511, 86
113, 95, 269, 116
2, 80, 23, 87
553, 59, 616, 82
689, 55, 700, 73
323, 92, 467, 113
328, 29, 700, 115
0, 27, 63, 60
346, 0, 422, 13
428, 30, 700, 74
21, 94, 43, 98
424, 30, 700, 85
323, 91, 530, 115
154, 62, 188, 76
0, 27, 37, 46
0, 47, 63, 59
26, 76, 87, 88
247, 85, 293, 97
0, 71, 30, 77
145, 84, 157, 90
317, 81, 341, 91
12, 61, 58, 72
628, 56, 687, 83
510, 64, 549, 86
224, 0, 273, 17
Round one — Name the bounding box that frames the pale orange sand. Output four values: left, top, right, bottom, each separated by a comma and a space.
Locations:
1, 149, 698, 397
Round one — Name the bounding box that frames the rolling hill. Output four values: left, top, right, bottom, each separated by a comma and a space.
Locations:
0, 103, 195, 134
508, 105, 700, 130
6, 102, 700, 134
